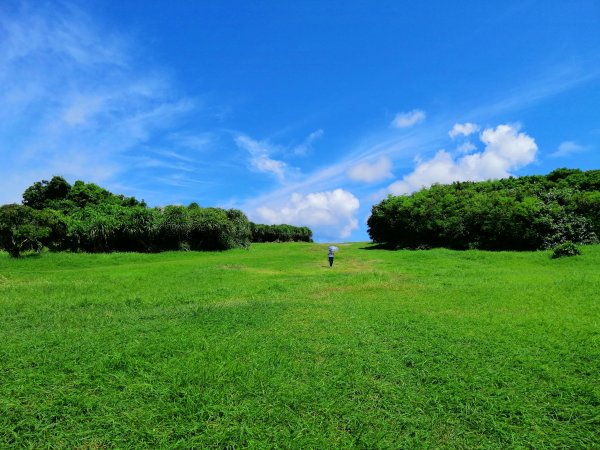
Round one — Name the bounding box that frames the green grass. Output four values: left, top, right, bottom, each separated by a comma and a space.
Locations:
1, 243, 599, 448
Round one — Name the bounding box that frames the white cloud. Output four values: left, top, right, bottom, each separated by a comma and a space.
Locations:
456, 141, 477, 154
254, 189, 360, 240
449, 122, 480, 138
388, 124, 537, 195
235, 135, 287, 181
550, 141, 590, 158
347, 156, 393, 183
391, 109, 426, 128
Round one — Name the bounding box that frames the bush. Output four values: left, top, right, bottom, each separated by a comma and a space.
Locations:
0, 205, 52, 257
250, 223, 313, 243
367, 170, 600, 251
551, 241, 581, 259
2, 176, 310, 254
155, 205, 190, 250
188, 207, 239, 251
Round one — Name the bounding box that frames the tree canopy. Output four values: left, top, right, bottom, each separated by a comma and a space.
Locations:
367, 168, 600, 251
0, 176, 312, 256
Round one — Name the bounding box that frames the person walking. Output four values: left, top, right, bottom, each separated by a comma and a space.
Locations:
328, 246, 338, 267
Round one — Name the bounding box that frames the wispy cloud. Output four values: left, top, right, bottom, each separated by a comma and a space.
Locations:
549, 141, 591, 158
151, 149, 196, 163
347, 156, 393, 183
167, 132, 214, 151
391, 109, 426, 128
0, 1, 197, 204
234, 135, 287, 181
293, 129, 324, 155
135, 157, 196, 173
466, 62, 600, 122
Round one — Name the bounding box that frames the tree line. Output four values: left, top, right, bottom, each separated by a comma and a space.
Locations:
0, 177, 312, 257
368, 168, 600, 251
250, 223, 312, 243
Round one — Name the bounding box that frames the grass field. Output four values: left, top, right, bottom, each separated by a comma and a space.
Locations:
1, 243, 599, 448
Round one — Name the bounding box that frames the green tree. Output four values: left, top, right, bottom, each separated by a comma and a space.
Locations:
22, 176, 71, 209
367, 170, 600, 250
0, 205, 52, 257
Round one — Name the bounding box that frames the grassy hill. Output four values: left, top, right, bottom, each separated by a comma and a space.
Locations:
1, 243, 599, 448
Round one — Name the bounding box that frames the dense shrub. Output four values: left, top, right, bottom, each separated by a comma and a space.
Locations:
65, 205, 157, 252
188, 207, 251, 250
0, 177, 283, 254
225, 209, 252, 248
60, 204, 251, 253
0, 205, 52, 257
368, 169, 600, 251
155, 205, 190, 250
250, 223, 313, 242
552, 241, 581, 258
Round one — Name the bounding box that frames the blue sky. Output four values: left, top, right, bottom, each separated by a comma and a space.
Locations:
1, 0, 599, 241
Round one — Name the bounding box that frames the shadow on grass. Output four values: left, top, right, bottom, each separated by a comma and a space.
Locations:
359, 243, 546, 253
358, 243, 420, 251
359, 243, 439, 251
359, 243, 390, 251
4, 251, 44, 259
